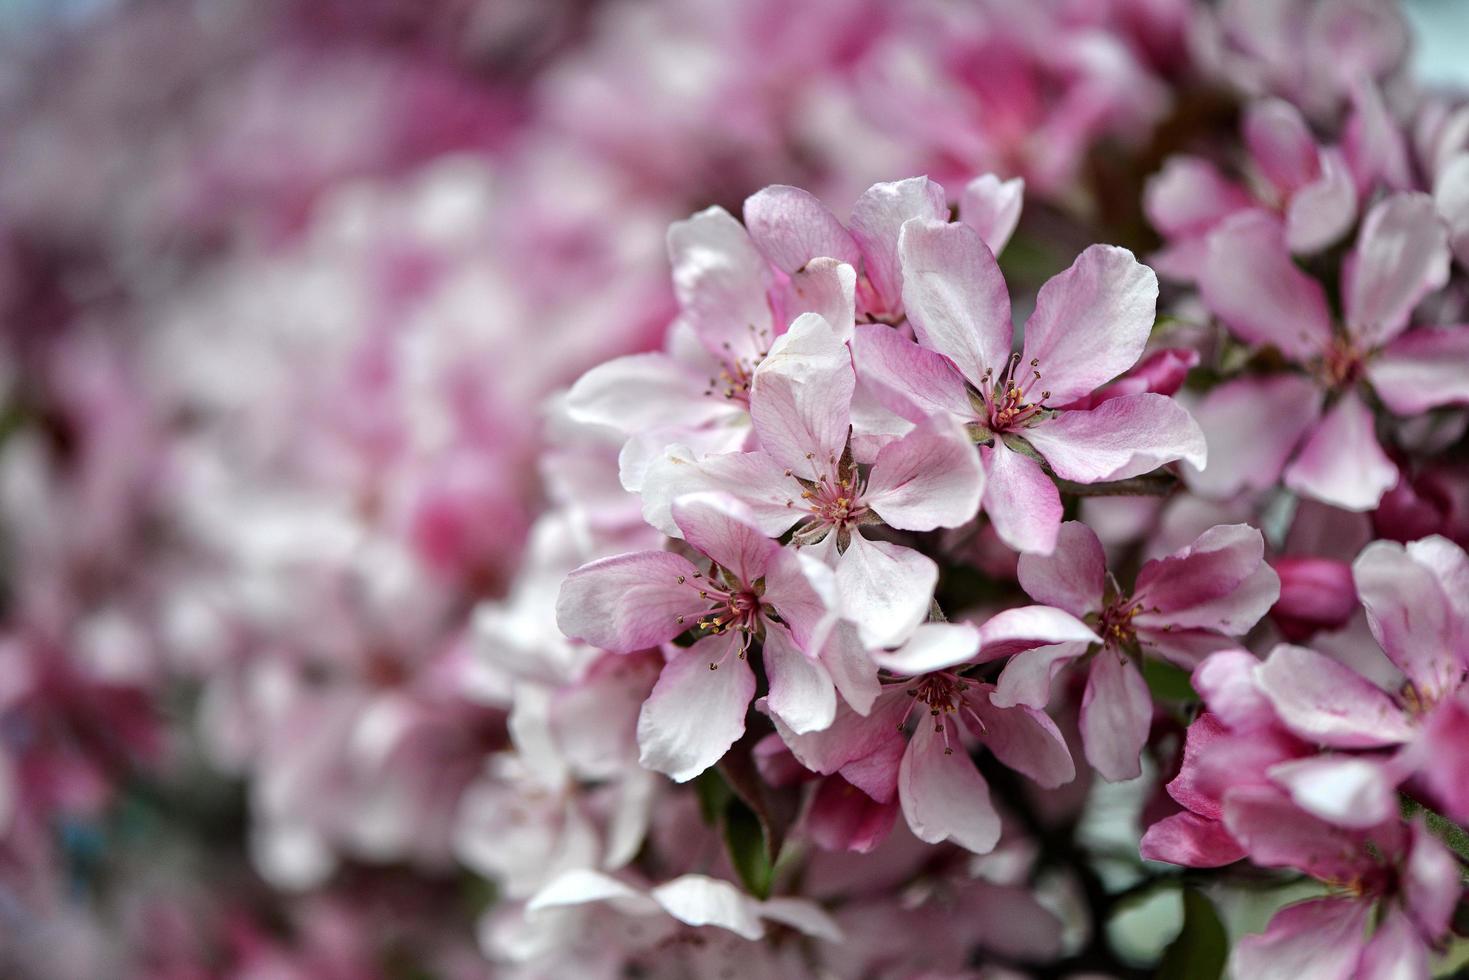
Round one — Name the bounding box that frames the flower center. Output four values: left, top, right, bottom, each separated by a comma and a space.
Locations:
1319, 337, 1364, 390
977, 353, 1051, 433
784, 451, 871, 547
1098, 597, 1142, 649
897, 672, 984, 755
703, 329, 774, 406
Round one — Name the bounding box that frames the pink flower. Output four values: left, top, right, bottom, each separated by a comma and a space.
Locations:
996, 521, 1278, 780
1192, 192, 1459, 509
641, 312, 981, 649
1146, 97, 1356, 280
557, 492, 854, 781
859, 217, 1205, 554
775, 613, 1096, 854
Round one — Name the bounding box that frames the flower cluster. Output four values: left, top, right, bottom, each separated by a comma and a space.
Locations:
5, 0, 1469, 977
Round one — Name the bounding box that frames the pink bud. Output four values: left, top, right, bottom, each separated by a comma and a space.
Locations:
1268, 557, 1356, 641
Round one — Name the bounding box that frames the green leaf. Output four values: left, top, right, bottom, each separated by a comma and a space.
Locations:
1156, 889, 1227, 980
724, 800, 775, 899
1142, 658, 1197, 703
694, 768, 733, 826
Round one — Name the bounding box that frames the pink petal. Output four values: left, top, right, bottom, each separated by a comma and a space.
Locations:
1182, 374, 1323, 499
1357, 907, 1428, 980
639, 448, 799, 540
550, 653, 662, 779
1405, 820, 1461, 939
1367, 325, 1469, 414
1284, 147, 1356, 253
1255, 644, 1414, 748
981, 442, 1061, 555
1343, 192, 1451, 348
870, 622, 980, 676
773, 695, 904, 777
1019, 245, 1158, 406
1283, 390, 1398, 511
762, 624, 836, 736
556, 551, 705, 652
848, 177, 948, 315
1200, 211, 1334, 361
1267, 756, 1399, 828
1144, 156, 1251, 240
1080, 652, 1152, 781
1166, 712, 1232, 817
1420, 694, 1469, 825
807, 777, 899, 854
851, 323, 973, 424
750, 312, 853, 475
1344, 80, 1413, 196
958, 174, 1024, 255
1021, 393, 1207, 483
897, 217, 1012, 388
1222, 785, 1376, 881
898, 721, 1001, 854
977, 606, 1099, 663
1434, 153, 1469, 268
786, 258, 857, 340
566, 353, 735, 434
835, 535, 937, 649
667, 206, 774, 364
991, 641, 1090, 710
866, 413, 984, 531
819, 620, 881, 716
670, 493, 778, 587
1064, 347, 1199, 410
1016, 520, 1106, 618
1192, 650, 1277, 733
742, 184, 860, 274
1244, 98, 1320, 194
1139, 811, 1246, 867
1353, 539, 1462, 699
1229, 898, 1369, 980
968, 691, 1076, 788
1133, 524, 1278, 633
637, 635, 756, 782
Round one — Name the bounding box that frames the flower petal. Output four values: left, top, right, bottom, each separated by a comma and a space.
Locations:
762, 625, 836, 736
968, 691, 1075, 788
1353, 539, 1462, 699
667, 206, 774, 363
1229, 898, 1369, 980
1343, 192, 1451, 348
1283, 390, 1398, 511
1016, 520, 1106, 617
637, 636, 756, 782
848, 176, 948, 314
1255, 644, 1414, 748
566, 353, 735, 434
743, 184, 860, 274
1080, 652, 1152, 782
1019, 245, 1158, 406
1367, 325, 1469, 414
1268, 756, 1399, 829
869, 622, 980, 675
1244, 98, 1319, 194
556, 551, 705, 652
897, 217, 1012, 388
1144, 156, 1251, 240
1357, 907, 1428, 980
899, 722, 1001, 854
1133, 523, 1279, 633
1139, 811, 1246, 867
640, 448, 798, 539
958, 174, 1024, 255
835, 535, 937, 649
1182, 374, 1323, 499
750, 312, 854, 475
1022, 393, 1207, 483
1284, 148, 1356, 253
990, 641, 1090, 709
866, 413, 984, 531
1200, 211, 1333, 361
851, 322, 974, 424
670, 493, 777, 586
981, 442, 1062, 555
651, 875, 764, 940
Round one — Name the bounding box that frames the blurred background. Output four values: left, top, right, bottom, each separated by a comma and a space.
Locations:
0, 0, 1465, 977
